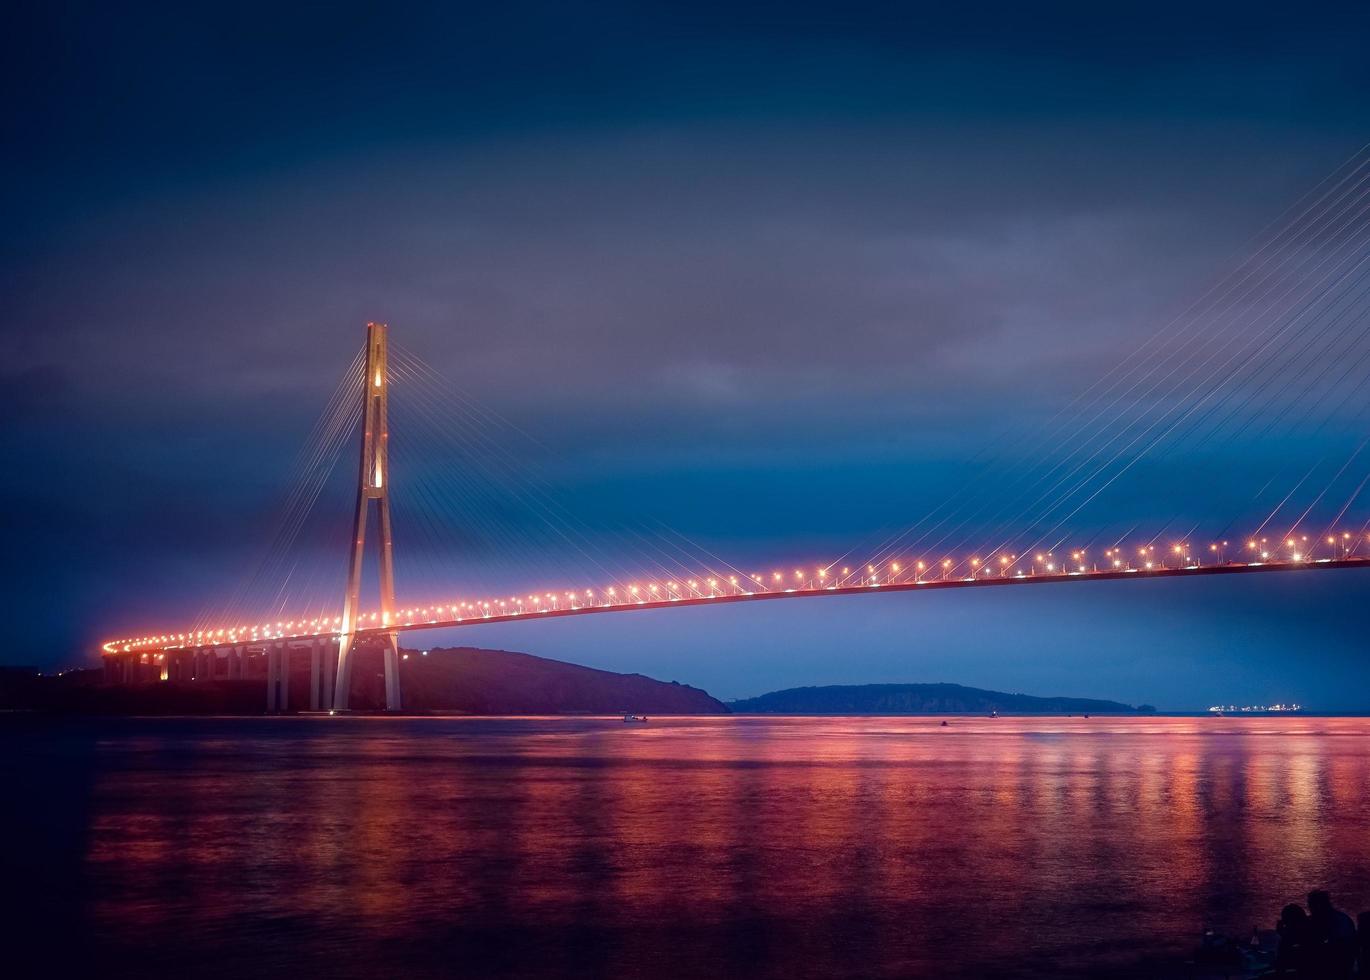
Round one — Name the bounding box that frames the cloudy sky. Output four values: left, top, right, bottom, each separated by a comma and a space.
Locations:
6, 2, 1370, 707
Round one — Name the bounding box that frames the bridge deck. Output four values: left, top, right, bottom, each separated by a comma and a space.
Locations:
104, 556, 1370, 655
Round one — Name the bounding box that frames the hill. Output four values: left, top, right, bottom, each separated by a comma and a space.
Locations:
730, 682, 1150, 714
378, 646, 727, 714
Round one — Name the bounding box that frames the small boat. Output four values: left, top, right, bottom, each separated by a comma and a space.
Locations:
623, 714, 648, 723
989, 709, 999, 718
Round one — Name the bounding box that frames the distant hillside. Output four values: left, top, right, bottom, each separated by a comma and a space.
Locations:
383, 646, 728, 714
731, 682, 1150, 714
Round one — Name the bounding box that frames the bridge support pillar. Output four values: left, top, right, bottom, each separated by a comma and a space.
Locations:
309, 640, 321, 711
266, 646, 279, 712
323, 641, 337, 710
383, 632, 401, 711
334, 634, 355, 710
265, 643, 291, 712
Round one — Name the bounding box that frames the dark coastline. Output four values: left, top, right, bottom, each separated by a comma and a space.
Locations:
730, 681, 1153, 714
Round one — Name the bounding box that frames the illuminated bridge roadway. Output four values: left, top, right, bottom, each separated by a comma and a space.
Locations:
101, 549, 1370, 712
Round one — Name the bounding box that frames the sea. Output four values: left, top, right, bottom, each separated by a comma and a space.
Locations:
5, 714, 1369, 978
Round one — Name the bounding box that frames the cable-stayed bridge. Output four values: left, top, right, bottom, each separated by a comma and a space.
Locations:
100, 147, 1370, 711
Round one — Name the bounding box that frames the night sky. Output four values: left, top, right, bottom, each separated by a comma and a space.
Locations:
6, 2, 1370, 709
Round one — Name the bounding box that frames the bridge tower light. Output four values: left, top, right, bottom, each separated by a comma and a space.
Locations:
334, 322, 401, 711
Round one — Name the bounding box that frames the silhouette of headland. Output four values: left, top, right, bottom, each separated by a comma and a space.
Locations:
731, 682, 1153, 714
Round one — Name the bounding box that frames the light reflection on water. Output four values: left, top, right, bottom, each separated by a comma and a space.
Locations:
8, 716, 1370, 978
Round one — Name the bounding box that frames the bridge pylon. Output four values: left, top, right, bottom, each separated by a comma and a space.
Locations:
334, 322, 401, 710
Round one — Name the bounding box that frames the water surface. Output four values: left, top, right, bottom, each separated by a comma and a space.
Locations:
7, 715, 1369, 977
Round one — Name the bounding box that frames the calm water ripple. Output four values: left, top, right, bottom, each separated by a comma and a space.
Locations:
5, 715, 1369, 978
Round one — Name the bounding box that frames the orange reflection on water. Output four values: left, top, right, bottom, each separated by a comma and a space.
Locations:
76, 715, 1370, 978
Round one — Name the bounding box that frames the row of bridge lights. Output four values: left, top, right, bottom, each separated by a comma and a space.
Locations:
103, 531, 1369, 654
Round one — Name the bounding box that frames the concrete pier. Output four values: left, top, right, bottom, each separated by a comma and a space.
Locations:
266, 646, 279, 711
265, 643, 291, 712
323, 641, 336, 709
383, 634, 401, 711
309, 641, 321, 710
